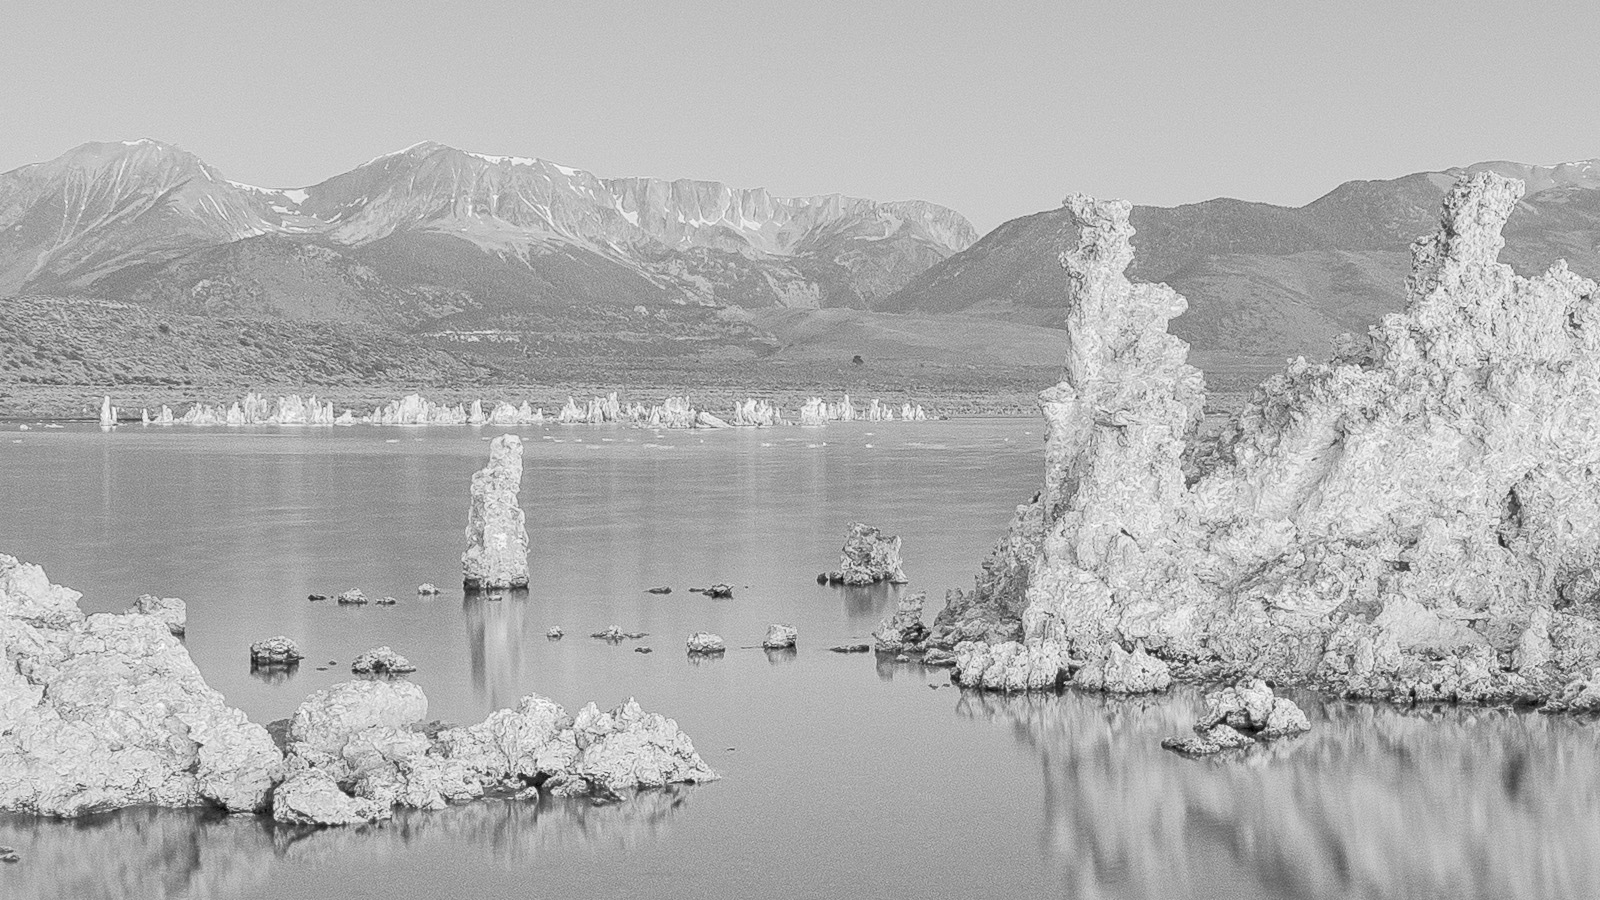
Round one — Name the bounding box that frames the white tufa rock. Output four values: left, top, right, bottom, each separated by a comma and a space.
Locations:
462, 434, 529, 590
838, 522, 910, 585
686, 632, 727, 654
0, 555, 282, 816
934, 172, 1600, 707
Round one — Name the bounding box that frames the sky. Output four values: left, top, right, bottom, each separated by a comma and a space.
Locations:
2, 0, 1597, 232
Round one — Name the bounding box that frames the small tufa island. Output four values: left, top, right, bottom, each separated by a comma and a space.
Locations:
923, 171, 1600, 709
462, 434, 530, 591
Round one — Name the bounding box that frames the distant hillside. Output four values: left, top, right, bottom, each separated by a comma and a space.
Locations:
0, 140, 977, 320
879, 162, 1600, 364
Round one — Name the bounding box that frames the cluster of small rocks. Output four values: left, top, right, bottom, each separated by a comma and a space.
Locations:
591, 625, 648, 642
271, 680, 720, 826
689, 584, 734, 598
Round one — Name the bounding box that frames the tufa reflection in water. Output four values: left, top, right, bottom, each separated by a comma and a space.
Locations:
464, 590, 527, 710
958, 687, 1600, 900
0, 786, 703, 900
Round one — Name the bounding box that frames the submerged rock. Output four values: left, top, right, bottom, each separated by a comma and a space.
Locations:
126, 594, 185, 636
838, 522, 909, 585
762, 624, 798, 649
686, 632, 726, 654
646, 586, 672, 595
250, 636, 304, 666
591, 626, 646, 642
690, 584, 734, 598
830, 643, 872, 654
462, 434, 530, 590
872, 591, 929, 651
0, 555, 283, 817
350, 647, 416, 676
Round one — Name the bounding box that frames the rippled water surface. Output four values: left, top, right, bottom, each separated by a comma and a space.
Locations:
1, 421, 1598, 900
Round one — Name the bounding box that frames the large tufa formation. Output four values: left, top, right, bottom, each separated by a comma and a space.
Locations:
462, 434, 530, 590
0, 555, 283, 816
944, 172, 1600, 707
947, 192, 1202, 691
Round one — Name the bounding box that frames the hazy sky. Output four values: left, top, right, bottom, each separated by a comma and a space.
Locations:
2, 0, 1596, 231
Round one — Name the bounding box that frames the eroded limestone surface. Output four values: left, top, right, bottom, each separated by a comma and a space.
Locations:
126, 593, 185, 636
462, 434, 530, 590
939, 173, 1600, 707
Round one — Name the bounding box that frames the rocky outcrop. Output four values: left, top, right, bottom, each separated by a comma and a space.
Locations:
249, 636, 304, 666
126, 594, 185, 635
350, 647, 416, 675
936, 172, 1600, 708
1162, 679, 1311, 755
566, 699, 721, 798
686, 632, 726, 654
762, 624, 798, 649
0, 555, 283, 816
272, 769, 389, 825
1, 556, 719, 827
838, 523, 909, 585
462, 434, 529, 591
871, 591, 928, 651
287, 680, 430, 756
925, 497, 1040, 649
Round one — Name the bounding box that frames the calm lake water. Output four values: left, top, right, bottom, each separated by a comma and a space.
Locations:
2, 420, 1598, 900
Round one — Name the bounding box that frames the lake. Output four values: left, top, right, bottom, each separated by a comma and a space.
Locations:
1, 420, 1597, 900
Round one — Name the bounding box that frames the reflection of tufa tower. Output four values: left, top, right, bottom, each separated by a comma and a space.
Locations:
462, 434, 530, 590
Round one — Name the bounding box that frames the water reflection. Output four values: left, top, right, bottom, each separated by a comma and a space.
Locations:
0, 787, 702, 900
464, 592, 526, 710
247, 663, 299, 686
959, 689, 1600, 900
763, 647, 797, 666
835, 581, 906, 626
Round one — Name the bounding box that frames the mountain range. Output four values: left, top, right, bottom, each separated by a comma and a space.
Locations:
3, 140, 1599, 403
0, 139, 975, 324
876, 159, 1600, 366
